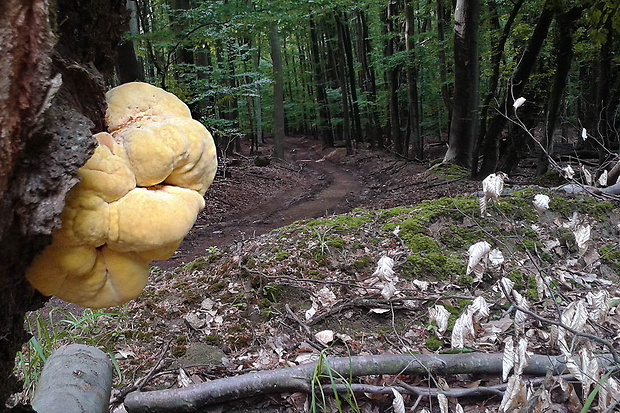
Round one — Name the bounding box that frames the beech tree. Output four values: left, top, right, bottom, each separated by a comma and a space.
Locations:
443, 0, 480, 168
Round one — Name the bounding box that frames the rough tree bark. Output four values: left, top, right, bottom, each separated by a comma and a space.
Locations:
0, 0, 126, 404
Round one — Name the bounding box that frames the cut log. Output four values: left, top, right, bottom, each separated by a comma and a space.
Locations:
31, 344, 112, 413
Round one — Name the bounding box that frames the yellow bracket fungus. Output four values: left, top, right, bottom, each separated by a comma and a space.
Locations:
26, 82, 217, 308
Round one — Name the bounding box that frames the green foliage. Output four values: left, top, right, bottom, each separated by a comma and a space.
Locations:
15, 308, 123, 398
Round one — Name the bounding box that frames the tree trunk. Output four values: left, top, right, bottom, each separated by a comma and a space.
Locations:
436, 0, 452, 135
269, 23, 285, 160
334, 11, 353, 154
384, 2, 402, 154
309, 16, 333, 148
357, 9, 380, 149
537, 6, 582, 175
471, 0, 524, 175
337, 11, 362, 146
477, 0, 554, 177
596, 14, 613, 164
116, 0, 144, 84
405, 0, 422, 160
443, 0, 480, 168
0, 0, 126, 402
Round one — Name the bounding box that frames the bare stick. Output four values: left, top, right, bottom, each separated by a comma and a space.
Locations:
123, 352, 616, 412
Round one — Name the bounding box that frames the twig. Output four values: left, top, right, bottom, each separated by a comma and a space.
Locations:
284, 304, 313, 339
500, 282, 620, 365
112, 339, 173, 404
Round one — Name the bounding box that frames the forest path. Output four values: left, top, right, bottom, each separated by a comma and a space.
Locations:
162, 138, 365, 269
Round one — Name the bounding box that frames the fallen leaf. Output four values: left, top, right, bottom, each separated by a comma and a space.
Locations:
467, 241, 491, 277
314, 330, 335, 346
562, 165, 575, 180
391, 388, 405, 413
532, 194, 550, 213
502, 336, 515, 382
598, 170, 608, 187
429, 304, 450, 334
499, 375, 526, 413
373, 256, 396, 281
489, 249, 504, 266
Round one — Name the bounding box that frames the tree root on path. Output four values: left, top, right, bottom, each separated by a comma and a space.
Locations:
123, 352, 616, 412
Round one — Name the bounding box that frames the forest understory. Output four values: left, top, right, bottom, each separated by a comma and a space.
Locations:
15, 135, 620, 413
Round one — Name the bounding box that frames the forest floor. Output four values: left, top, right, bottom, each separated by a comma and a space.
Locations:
28, 136, 620, 413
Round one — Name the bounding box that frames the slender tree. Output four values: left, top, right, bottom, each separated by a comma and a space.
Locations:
269, 22, 286, 160
537, 5, 584, 175
477, 0, 555, 177
443, 0, 480, 168
405, 0, 422, 159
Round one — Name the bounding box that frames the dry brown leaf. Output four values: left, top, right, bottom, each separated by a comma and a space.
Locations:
502, 336, 515, 382
391, 388, 405, 413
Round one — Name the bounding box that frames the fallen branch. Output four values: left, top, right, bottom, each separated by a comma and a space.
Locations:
123, 352, 616, 412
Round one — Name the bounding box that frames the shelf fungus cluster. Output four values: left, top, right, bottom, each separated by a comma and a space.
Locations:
26, 82, 217, 308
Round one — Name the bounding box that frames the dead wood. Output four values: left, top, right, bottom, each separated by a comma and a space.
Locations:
31, 344, 112, 413
123, 352, 616, 412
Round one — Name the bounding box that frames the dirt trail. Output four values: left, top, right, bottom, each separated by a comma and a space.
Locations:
163, 140, 364, 269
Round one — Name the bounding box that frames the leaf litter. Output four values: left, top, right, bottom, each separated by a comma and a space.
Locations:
29, 142, 620, 412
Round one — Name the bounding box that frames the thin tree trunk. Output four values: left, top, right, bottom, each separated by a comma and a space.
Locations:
116, 0, 144, 83
309, 16, 333, 147
471, 0, 524, 175
537, 6, 582, 175
334, 11, 353, 154
436, 0, 452, 135
269, 23, 285, 160
253, 39, 263, 146
357, 9, 380, 149
596, 14, 613, 164
443, 0, 480, 168
338, 11, 362, 146
384, 2, 402, 154
226, 40, 241, 152
477, 0, 554, 177
405, 0, 422, 159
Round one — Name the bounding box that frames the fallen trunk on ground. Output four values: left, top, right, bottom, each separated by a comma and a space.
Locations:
123, 352, 616, 412
31, 344, 112, 413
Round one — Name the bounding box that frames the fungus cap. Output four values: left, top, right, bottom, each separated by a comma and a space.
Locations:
26, 82, 217, 308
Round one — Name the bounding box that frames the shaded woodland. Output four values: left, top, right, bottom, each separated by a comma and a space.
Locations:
118, 0, 620, 176
1, 0, 620, 409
